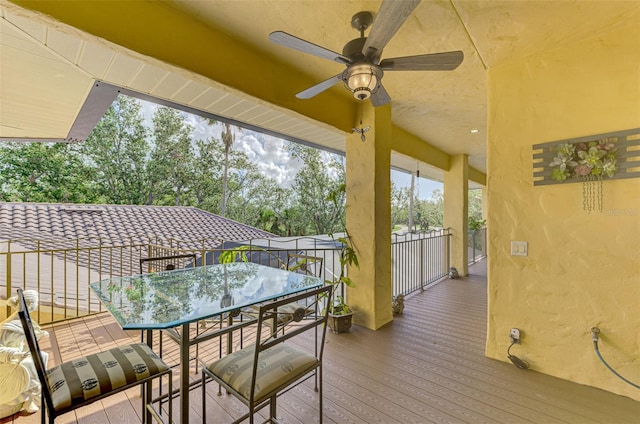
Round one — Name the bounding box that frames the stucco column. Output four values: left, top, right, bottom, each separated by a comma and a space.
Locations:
444, 154, 469, 276
345, 102, 393, 330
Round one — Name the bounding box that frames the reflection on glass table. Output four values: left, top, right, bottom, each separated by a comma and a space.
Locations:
90, 262, 322, 424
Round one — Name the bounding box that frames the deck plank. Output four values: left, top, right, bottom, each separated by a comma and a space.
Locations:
5, 261, 640, 423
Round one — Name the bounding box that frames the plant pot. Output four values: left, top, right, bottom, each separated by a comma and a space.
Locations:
327, 312, 353, 334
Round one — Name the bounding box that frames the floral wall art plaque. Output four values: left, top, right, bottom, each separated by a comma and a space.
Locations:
532, 128, 640, 213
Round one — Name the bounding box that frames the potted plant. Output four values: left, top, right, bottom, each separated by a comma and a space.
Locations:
324, 184, 359, 333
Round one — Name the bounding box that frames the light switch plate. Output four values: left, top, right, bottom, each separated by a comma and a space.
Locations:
510, 241, 528, 256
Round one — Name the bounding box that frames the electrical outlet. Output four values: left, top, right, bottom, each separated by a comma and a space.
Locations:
510, 328, 521, 344
510, 241, 528, 256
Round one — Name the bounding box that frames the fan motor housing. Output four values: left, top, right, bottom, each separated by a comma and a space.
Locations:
342, 38, 367, 62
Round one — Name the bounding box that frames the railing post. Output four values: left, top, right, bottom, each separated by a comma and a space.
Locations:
482, 228, 487, 258
4, 242, 11, 318
420, 237, 424, 291
446, 229, 451, 271
473, 231, 477, 263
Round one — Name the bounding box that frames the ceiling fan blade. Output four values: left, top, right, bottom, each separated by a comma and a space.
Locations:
380, 51, 464, 71
296, 73, 343, 99
371, 84, 391, 107
362, 0, 421, 61
269, 31, 350, 64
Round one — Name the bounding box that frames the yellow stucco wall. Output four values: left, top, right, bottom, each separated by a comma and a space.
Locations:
486, 24, 640, 400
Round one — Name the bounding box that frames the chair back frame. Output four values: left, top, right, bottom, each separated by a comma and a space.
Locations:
286, 253, 323, 279
139, 253, 197, 274
17, 288, 56, 417
249, 284, 332, 404
17, 289, 173, 424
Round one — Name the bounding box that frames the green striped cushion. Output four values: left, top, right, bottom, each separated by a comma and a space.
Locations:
46, 343, 169, 411
207, 343, 317, 403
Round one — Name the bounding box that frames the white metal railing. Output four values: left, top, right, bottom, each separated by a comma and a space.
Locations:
468, 227, 487, 264
391, 228, 452, 297
2, 231, 452, 324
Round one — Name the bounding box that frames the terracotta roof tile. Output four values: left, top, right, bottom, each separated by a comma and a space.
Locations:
0, 203, 275, 249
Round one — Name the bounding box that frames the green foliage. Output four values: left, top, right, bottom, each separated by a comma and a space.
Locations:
413, 189, 444, 229
391, 187, 484, 232
218, 244, 284, 268
468, 189, 485, 231
549, 139, 618, 182
192, 136, 224, 209
219, 246, 250, 264
390, 183, 411, 229
81, 95, 149, 204
288, 144, 346, 235
469, 216, 486, 231
148, 106, 195, 206
0, 142, 97, 202
328, 296, 351, 315
324, 185, 359, 315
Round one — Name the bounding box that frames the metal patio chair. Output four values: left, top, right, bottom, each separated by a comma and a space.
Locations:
201, 284, 332, 424
16, 289, 172, 424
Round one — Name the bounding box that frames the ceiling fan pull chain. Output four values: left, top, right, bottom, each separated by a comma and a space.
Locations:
352, 103, 370, 142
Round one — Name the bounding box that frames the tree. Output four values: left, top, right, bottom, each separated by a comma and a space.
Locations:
288, 144, 346, 235
191, 127, 288, 231
147, 107, 194, 205
277, 205, 308, 236
223, 158, 270, 224
81, 95, 149, 204
0, 142, 96, 203
219, 123, 237, 217
416, 189, 444, 228
468, 188, 484, 222
390, 183, 411, 230
468, 188, 485, 231
192, 136, 224, 210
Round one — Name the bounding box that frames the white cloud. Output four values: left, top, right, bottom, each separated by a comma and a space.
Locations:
235, 132, 303, 187
184, 114, 220, 141
236, 133, 263, 161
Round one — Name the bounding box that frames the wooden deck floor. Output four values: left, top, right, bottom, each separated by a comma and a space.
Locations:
3, 261, 639, 424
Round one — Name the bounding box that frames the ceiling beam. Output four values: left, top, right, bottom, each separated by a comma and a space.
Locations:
392, 125, 450, 172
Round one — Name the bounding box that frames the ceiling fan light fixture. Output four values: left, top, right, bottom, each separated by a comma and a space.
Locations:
344, 63, 381, 101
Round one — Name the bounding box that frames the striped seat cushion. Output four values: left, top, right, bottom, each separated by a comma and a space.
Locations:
207, 343, 317, 403
46, 343, 169, 412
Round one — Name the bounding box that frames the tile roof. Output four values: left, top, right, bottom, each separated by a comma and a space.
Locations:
0, 203, 275, 249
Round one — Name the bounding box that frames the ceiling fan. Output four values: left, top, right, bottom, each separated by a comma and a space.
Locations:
269, 0, 463, 107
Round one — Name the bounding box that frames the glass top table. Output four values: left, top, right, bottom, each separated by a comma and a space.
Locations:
90, 262, 322, 423
91, 262, 322, 330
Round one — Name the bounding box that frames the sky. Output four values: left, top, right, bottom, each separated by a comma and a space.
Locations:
137, 96, 443, 200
